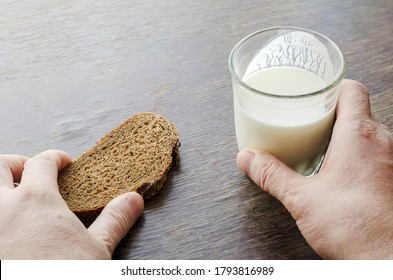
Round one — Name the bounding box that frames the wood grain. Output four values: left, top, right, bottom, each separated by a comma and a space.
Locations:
0, 0, 391, 259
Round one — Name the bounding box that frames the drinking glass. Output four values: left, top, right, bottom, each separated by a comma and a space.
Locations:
229, 27, 346, 176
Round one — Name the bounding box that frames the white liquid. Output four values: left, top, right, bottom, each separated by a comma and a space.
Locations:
234, 66, 337, 174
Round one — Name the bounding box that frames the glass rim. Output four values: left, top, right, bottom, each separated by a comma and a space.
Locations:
228, 26, 347, 99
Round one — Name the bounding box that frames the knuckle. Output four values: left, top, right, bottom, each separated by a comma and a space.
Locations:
252, 154, 306, 219
100, 208, 130, 247
15, 184, 57, 202
358, 119, 380, 138
255, 158, 281, 193
350, 80, 369, 95
109, 209, 130, 234
344, 79, 369, 97
358, 119, 392, 147
26, 150, 59, 165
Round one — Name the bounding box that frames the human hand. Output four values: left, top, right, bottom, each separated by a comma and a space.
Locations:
0, 150, 144, 259
237, 79, 393, 259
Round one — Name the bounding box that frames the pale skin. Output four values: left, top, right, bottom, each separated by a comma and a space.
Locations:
0, 150, 144, 259
237, 79, 393, 259
0, 81, 391, 260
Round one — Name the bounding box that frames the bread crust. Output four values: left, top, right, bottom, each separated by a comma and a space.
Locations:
58, 112, 180, 225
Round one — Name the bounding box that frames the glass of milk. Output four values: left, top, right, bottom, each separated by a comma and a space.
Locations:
229, 27, 346, 176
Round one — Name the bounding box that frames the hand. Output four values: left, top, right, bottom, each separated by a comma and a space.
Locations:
0, 150, 144, 259
237, 79, 393, 259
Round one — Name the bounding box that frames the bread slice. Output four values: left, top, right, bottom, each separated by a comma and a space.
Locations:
58, 112, 180, 224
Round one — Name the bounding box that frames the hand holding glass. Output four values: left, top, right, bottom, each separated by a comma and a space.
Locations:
229, 27, 346, 176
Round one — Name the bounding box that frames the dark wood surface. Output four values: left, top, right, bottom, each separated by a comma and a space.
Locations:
1, 0, 392, 259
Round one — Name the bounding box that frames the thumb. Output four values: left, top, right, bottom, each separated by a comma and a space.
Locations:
237, 149, 305, 209
88, 192, 144, 254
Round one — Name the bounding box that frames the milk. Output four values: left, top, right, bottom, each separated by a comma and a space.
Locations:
234, 66, 337, 175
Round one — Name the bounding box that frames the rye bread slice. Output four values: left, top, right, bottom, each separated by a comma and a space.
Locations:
58, 112, 180, 224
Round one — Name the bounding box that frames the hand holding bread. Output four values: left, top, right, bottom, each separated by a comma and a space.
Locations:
58, 112, 180, 224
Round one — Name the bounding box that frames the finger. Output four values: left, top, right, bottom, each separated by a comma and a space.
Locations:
88, 192, 144, 254
370, 113, 391, 132
322, 80, 373, 168
237, 149, 305, 210
0, 155, 29, 189
336, 79, 371, 122
20, 150, 72, 190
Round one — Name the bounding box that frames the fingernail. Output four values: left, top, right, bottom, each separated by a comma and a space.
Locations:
237, 149, 255, 173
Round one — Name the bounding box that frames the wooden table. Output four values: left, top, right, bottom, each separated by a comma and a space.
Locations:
1, 0, 392, 259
